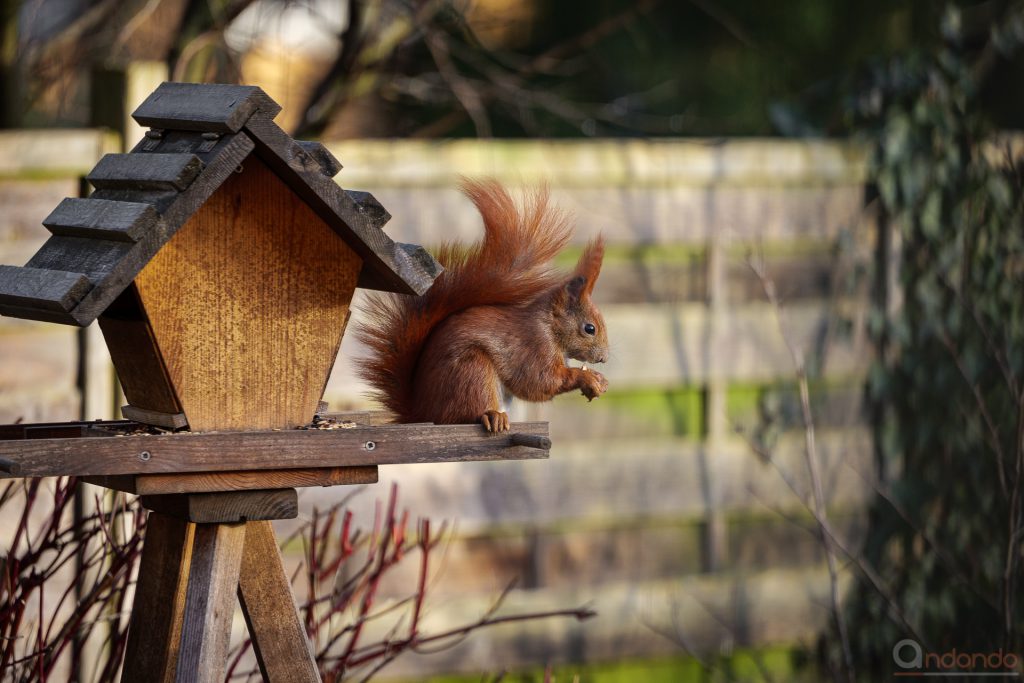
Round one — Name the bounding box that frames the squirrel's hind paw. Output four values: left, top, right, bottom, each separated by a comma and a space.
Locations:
480, 410, 510, 433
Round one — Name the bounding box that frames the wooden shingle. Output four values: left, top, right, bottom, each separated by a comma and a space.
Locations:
132, 82, 281, 133
0, 82, 440, 326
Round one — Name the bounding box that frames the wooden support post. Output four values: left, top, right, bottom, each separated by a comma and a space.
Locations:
122, 489, 321, 681
121, 513, 195, 683
238, 521, 321, 682
175, 522, 247, 683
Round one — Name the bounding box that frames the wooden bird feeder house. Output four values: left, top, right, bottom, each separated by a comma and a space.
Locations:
0, 83, 550, 682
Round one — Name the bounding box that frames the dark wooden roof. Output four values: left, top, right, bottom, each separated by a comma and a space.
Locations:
0, 82, 441, 326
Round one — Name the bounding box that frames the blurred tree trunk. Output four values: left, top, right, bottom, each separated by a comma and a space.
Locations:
109, 0, 190, 62
0, 0, 19, 127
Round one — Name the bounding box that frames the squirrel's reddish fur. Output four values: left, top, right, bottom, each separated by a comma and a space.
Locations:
355, 179, 609, 432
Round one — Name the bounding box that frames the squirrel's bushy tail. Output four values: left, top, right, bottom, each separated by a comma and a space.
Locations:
355, 178, 573, 421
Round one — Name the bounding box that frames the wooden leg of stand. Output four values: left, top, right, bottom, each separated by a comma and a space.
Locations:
121, 512, 195, 683
174, 522, 247, 683
238, 520, 321, 682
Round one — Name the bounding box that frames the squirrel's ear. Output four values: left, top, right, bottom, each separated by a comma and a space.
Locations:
565, 275, 587, 303
572, 236, 605, 300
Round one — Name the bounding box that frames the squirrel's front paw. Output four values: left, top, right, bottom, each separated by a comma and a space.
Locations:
580, 370, 609, 401
480, 410, 510, 433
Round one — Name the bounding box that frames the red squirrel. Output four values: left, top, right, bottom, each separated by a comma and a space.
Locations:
356, 178, 609, 432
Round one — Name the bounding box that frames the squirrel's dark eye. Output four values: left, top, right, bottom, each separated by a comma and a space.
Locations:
583, 323, 596, 336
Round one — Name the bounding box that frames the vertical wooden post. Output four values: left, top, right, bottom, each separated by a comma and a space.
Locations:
90, 61, 170, 152
0, 0, 19, 128
174, 523, 247, 683
237, 521, 322, 682
121, 513, 195, 683
702, 225, 728, 571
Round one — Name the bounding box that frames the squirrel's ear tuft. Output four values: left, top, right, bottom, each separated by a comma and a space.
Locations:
566, 275, 587, 302
573, 235, 605, 299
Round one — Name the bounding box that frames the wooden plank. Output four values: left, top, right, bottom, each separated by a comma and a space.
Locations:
584, 252, 836, 306
324, 138, 870, 188
121, 405, 188, 429
509, 433, 551, 450
299, 429, 870, 532
25, 235, 132, 286
141, 489, 298, 523
321, 410, 393, 425
296, 140, 342, 177
243, 114, 438, 296
87, 153, 204, 192
42, 197, 158, 242
131, 154, 361, 431
121, 512, 195, 683
0, 301, 92, 324
133, 82, 281, 134
0, 265, 91, 320
175, 522, 246, 683
0, 420, 132, 440
82, 465, 378, 494
364, 512, 865, 598
0, 421, 551, 477
81, 474, 138, 491
24, 424, 95, 439
0, 128, 118, 177
98, 285, 183, 415
364, 566, 846, 679
237, 521, 321, 682
345, 189, 391, 229
575, 302, 866, 387
357, 184, 870, 247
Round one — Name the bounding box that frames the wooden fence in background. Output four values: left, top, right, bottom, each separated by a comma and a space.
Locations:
0, 132, 876, 678
319, 139, 877, 677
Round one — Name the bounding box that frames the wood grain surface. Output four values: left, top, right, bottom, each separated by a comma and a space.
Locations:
132, 82, 281, 133
87, 153, 204, 192
242, 114, 436, 296
237, 521, 321, 682
42, 197, 157, 242
0, 422, 550, 477
98, 285, 183, 415
133, 155, 361, 431
121, 405, 188, 429
83, 465, 378, 495
141, 488, 298, 523
121, 512, 195, 683
174, 522, 246, 683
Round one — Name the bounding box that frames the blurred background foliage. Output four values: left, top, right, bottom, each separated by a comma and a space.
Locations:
838, 4, 1024, 676
3, 0, 1024, 137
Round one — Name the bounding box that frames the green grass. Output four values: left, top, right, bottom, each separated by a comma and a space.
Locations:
588, 386, 705, 438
